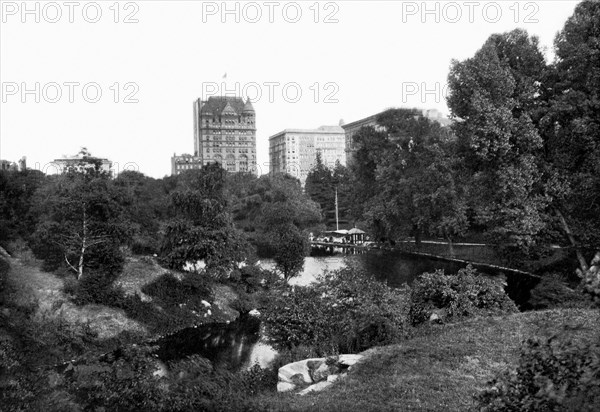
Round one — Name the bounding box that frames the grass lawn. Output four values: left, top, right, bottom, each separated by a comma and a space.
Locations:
251, 309, 600, 411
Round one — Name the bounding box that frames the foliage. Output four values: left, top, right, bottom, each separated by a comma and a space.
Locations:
61, 347, 274, 412
113, 171, 174, 253
142, 272, 213, 308
261, 265, 408, 354
408, 265, 518, 325
265, 223, 310, 281
232, 265, 281, 294
539, 0, 600, 262
529, 273, 592, 310
349, 108, 467, 244
477, 333, 600, 411
447, 29, 549, 259
227, 173, 323, 256
0, 256, 9, 306
305, 154, 352, 228
0, 169, 46, 248
29, 167, 131, 278
64, 270, 124, 306
160, 164, 253, 275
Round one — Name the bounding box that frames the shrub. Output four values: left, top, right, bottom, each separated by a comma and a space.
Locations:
142, 272, 212, 308
477, 334, 600, 411
408, 265, 518, 325
63, 346, 272, 411
231, 265, 281, 294
65, 270, 124, 306
229, 293, 257, 315
0, 256, 10, 305
261, 265, 408, 354
529, 273, 592, 310
130, 235, 160, 255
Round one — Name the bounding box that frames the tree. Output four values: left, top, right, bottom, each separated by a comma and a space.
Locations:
227, 173, 322, 255
349, 109, 467, 247
447, 29, 549, 257
540, 0, 600, 273
305, 151, 334, 213
113, 170, 174, 254
31, 164, 129, 278
305, 154, 353, 228
266, 223, 310, 281
0, 169, 46, 247
161, 164, 252, 274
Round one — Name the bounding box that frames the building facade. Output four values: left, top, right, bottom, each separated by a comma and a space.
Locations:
171, 153, 203, 175
171, 96, 257, 176
0, 156, 26, 172
52, 149, 112, 175
171, 96, 256, 175
268, 125, 346, 186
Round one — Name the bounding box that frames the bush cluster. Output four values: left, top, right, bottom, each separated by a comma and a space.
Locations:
230, 265, 281, 294
407, 265, 518, 325
529, 273, 592, 310
63, 270, 123, 306
477, 334, 600, 411
261, 265, 408, 355
0, 256, 10, 306
63, 271, 216, 335
142, 272, 212, 307
130, 234, 160, 256
59, 347, 273, 412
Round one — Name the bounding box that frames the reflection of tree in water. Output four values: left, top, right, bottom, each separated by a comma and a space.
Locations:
348, 251, 463, 288
155, 315, 261, 371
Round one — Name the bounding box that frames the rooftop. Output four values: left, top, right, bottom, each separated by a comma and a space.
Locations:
198, 96, 254, 116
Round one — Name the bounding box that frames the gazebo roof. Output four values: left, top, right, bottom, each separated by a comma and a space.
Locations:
348, 228, 366, 234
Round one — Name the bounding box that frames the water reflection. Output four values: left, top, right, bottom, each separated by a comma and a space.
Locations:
155, 315, 262, 370
259, 250, 462, 288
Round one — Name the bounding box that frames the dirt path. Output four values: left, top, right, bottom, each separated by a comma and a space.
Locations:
5, 253, 147, 339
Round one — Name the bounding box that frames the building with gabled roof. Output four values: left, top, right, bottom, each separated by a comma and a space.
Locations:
172, 95, 257, 175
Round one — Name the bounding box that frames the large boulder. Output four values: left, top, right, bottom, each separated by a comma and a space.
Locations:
277, 382, 296, 392
278, 358, 324, 386
277, 354, 364, 393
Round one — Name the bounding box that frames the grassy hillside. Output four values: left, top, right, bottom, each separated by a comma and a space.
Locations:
251, 309, 600, 411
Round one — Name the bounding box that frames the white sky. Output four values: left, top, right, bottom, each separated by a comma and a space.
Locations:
0, 0, 579, 178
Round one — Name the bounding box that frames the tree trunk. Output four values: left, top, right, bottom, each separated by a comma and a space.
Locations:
78, 206, 87, 280
414, 228, 422, 250
447, 237, 455, 258
556, 208, 588, 275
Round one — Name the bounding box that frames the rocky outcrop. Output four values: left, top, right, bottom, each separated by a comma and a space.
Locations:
581, 252, 600, 304
277, 354, 364, 394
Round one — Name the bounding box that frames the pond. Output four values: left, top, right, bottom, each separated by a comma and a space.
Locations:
156, 250, 538, 372
154, 314, 277, 371
259, 249, 468, 288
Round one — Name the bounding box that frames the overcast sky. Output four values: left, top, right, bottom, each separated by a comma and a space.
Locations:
0, 0, 579, 178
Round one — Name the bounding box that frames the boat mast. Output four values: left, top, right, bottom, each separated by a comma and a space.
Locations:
335, 187, 339, 231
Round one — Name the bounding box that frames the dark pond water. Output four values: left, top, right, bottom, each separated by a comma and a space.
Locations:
154, 314, 278, 371
157, 250, 539, 370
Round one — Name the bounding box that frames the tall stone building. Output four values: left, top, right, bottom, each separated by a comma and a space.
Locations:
268, 125, 346, 186
172, 96, 257, 176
